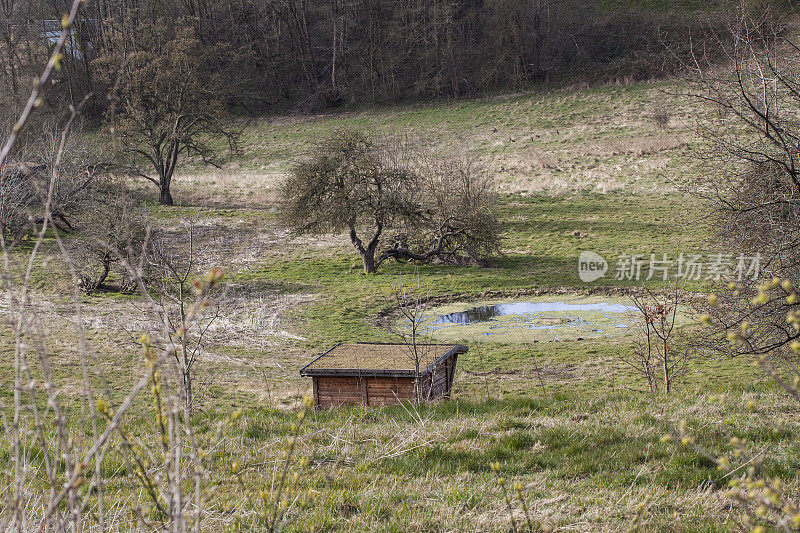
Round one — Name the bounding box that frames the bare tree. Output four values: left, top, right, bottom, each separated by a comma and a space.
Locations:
390, 270, 435, 402
683, 11, 800, 364
282, 129, 501, 273
624, 283, 691, 394
93, 19, 237, 205
150, 219, 223, 415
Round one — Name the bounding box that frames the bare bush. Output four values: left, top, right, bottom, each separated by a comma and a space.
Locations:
0, 161, 39, 242
684, 12, 800, 368
649, 101, 671, 129
390, 271, 435, 403
624, 284, 692, 394
68, 189, 150, 293
0, 121, 103, 243
415, 153, 502, 266
38, 123, 106, 230
669, 281, 800, 531
148, 219, 224, 414
664, 13, 800, 531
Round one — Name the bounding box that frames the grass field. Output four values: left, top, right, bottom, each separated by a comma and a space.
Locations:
4, 79, 799, 531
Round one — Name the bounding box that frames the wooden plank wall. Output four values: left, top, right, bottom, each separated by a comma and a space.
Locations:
316, 376, 363, 407
315, 375, 415, 407
366, 377, 414, 406
421, 355, 457, 401
313, 353, 459, 407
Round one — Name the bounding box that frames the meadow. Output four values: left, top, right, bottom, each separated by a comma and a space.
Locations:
4, 79, 798, 531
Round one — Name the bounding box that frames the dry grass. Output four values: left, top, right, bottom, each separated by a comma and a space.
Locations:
143, 81, 709, 205
588, 134, 688, 158
171, 170, 284, 206
224, 389, 797, 531
1, 199, 793, 531
486, 132, 690, 195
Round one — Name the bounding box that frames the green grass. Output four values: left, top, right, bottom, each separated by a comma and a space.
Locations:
234, 192, 710, 353
182, 390, 798, 531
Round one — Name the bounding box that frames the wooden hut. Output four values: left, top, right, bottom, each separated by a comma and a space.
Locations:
300, 342, 467, 408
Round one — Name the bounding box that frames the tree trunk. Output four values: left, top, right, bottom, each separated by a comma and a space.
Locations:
159, 181, 174, 206
89, 256, 111, 293
183, 363, 194, 416
350, 216, 382, 274
361, 249, 377, 274
663, 338, 670, 395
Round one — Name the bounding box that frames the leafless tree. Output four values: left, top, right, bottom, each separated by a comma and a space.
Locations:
624, 283, 692, 394
682, 10, 800, 365
149, 219, 224, 415
282, 129, 501, 273
390, 270, 435, 403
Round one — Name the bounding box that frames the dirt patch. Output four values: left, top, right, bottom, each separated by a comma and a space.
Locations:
207, 288, 317, 349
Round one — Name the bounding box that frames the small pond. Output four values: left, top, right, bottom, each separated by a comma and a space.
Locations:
407, 295, 648, 344
434, 301, 637, 325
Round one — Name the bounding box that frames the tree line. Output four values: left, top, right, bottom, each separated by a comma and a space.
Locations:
1, 0, 780, 117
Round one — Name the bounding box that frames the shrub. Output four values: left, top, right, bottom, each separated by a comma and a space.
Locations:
68, 189, 150, 293
649, 101, 671, 129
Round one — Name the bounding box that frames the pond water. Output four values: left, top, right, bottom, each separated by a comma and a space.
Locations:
410, 296, 646, 343
434, 301, 637, 325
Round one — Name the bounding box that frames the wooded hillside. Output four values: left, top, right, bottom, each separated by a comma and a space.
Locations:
0, 0, 779, 117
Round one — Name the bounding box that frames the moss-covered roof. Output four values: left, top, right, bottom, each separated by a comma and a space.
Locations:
300, 343, 467, 376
